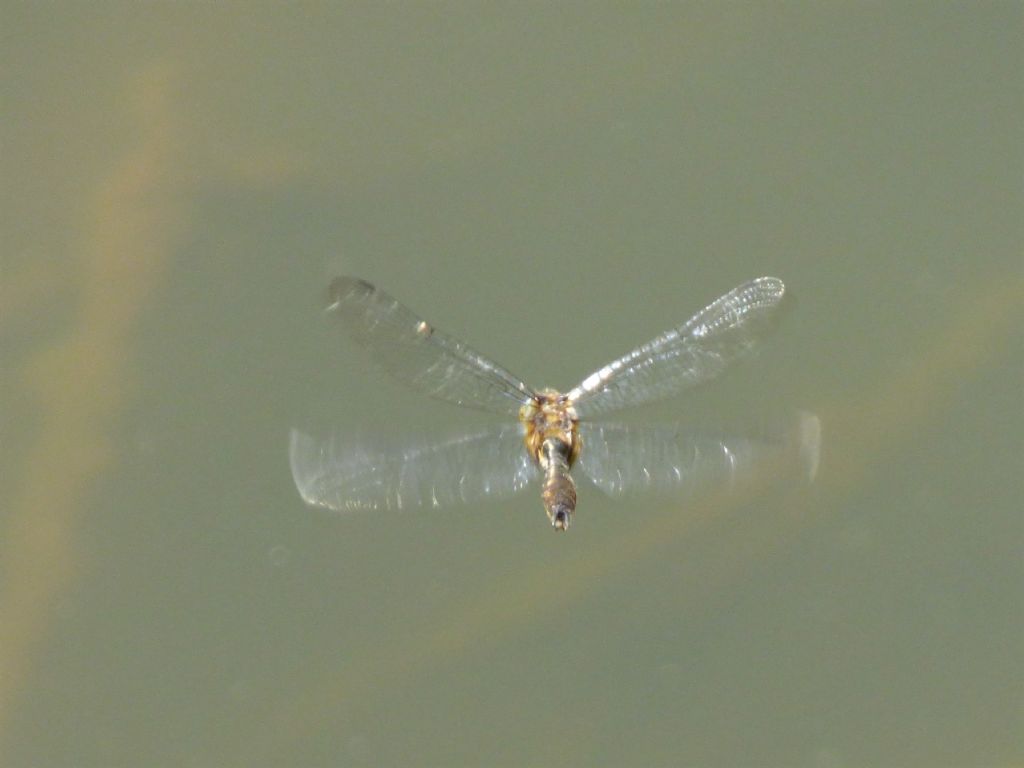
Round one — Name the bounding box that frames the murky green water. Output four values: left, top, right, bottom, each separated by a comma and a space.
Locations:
3, 4, 1021, 766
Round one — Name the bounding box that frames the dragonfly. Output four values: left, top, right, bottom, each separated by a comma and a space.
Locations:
291, 275, 811, 531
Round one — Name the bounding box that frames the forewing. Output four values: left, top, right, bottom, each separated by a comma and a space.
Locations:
567, 277, 785, 417
328, 277, 536, 415
290, 423, 537, 512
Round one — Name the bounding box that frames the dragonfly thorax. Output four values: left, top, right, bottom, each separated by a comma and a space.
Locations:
519, 388, 580, 468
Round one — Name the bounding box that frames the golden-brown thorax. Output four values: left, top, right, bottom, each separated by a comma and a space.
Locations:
519, 388, 580, 468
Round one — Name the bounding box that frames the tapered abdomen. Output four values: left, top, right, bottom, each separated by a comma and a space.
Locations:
540, 438, 577, 530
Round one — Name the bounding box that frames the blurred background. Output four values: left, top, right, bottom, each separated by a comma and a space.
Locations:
2, 3, 1021, 766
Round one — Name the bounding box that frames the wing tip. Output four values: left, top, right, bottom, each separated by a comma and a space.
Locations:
753, 276, 786, 298
326, 276, 375, 310
288, 428, 323, 506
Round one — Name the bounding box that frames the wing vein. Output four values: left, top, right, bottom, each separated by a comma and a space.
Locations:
327, 277, 536, 414
567, 277, 785, 417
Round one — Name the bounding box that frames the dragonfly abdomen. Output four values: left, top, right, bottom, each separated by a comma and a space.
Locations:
540, 437, 577, 531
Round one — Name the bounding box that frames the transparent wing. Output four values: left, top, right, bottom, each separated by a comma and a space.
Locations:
567, 277, 786, 418
328, 277, 537, 415
576, 411, 820, 497
289, 423, 538, 512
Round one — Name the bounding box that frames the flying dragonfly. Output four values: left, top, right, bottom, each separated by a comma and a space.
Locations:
291, 276, 817, 530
